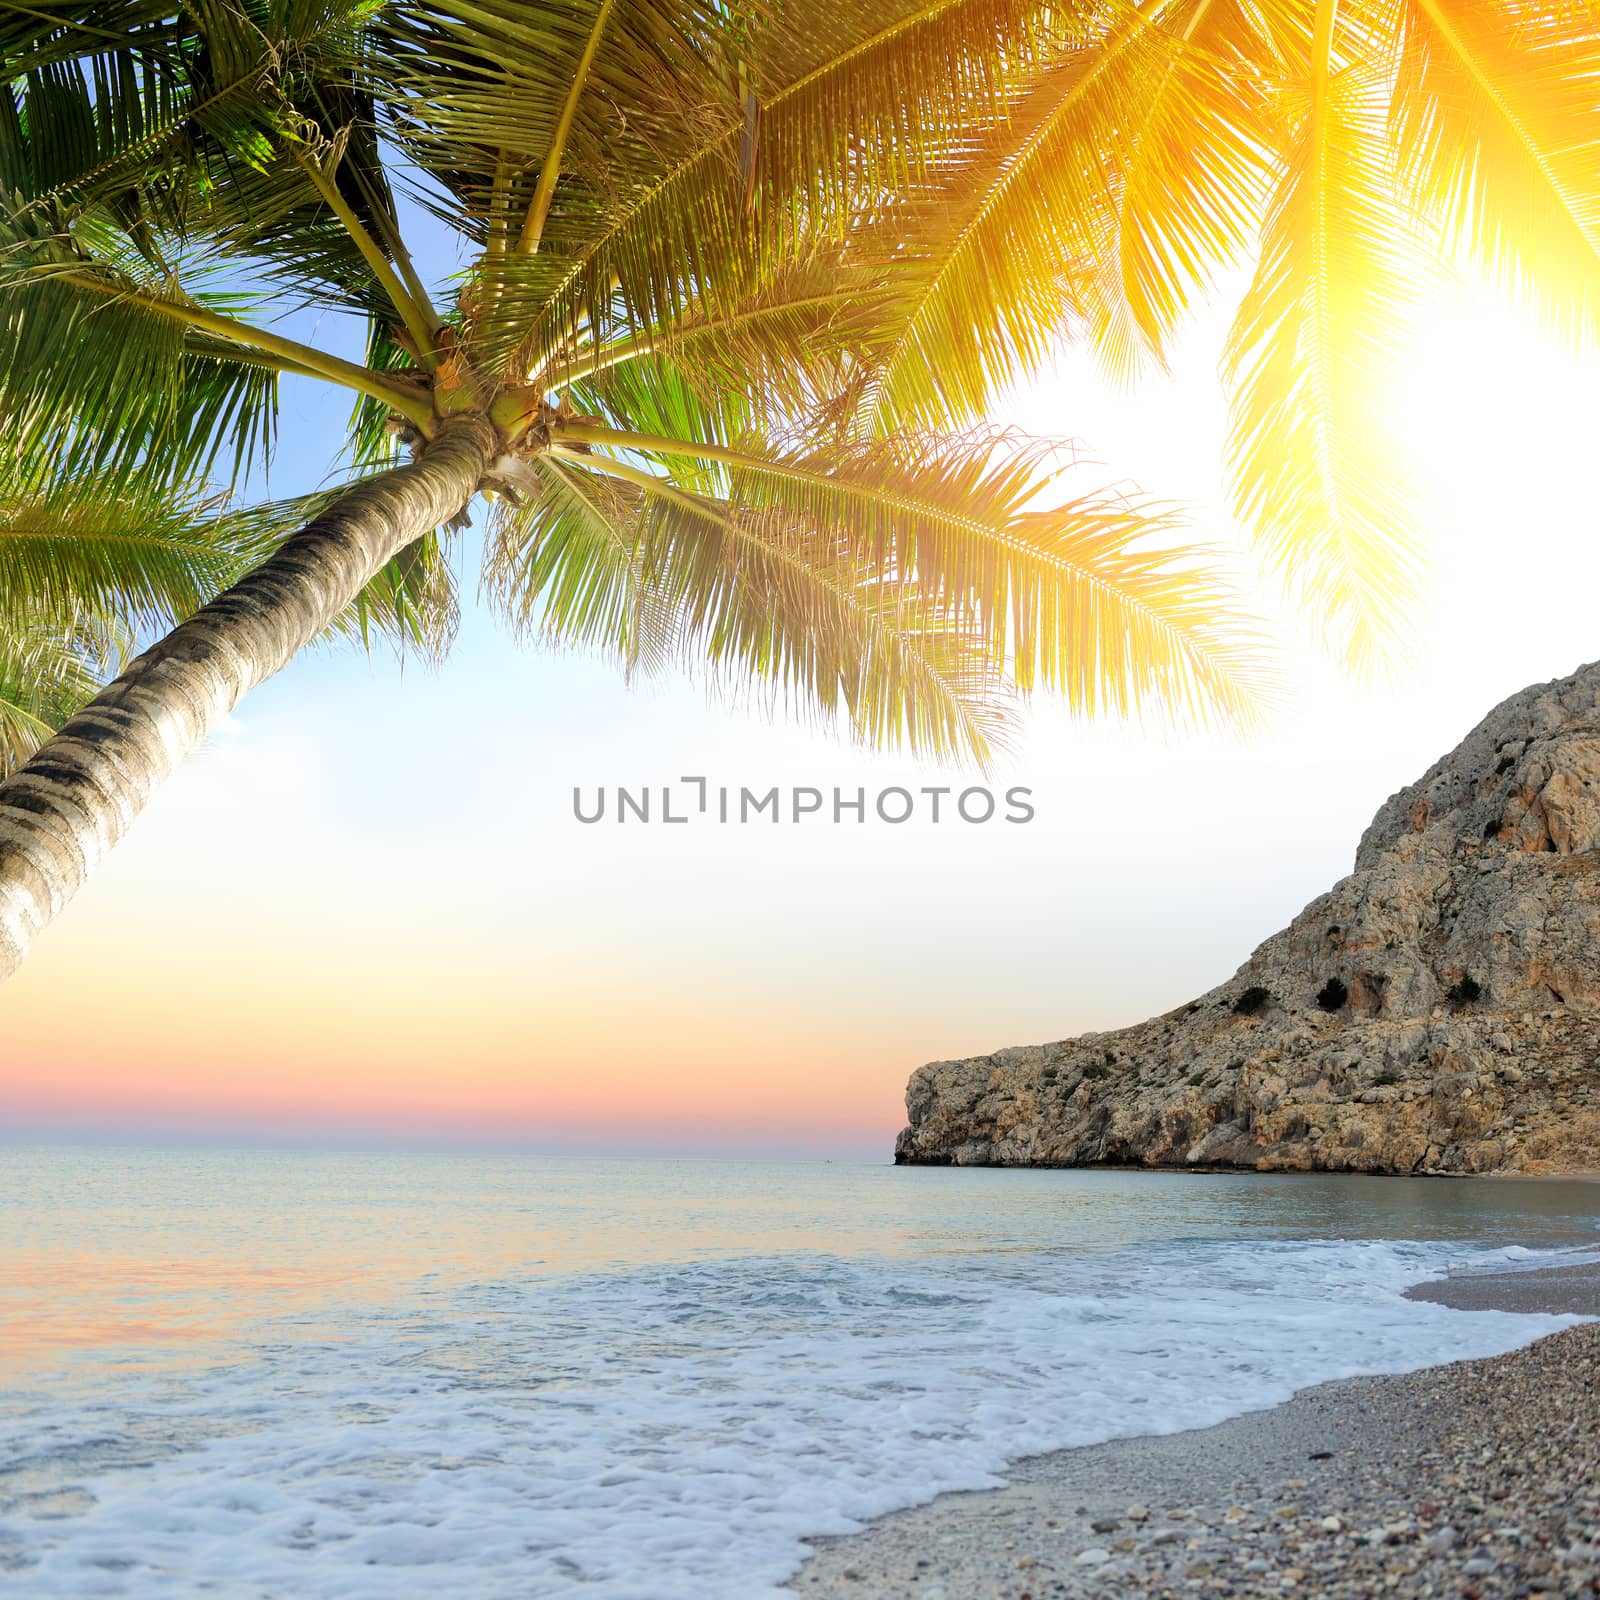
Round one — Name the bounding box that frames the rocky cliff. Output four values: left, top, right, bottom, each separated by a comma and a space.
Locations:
896, 662, 1600, 1175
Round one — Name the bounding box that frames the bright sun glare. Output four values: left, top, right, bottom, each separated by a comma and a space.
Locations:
1398, 279, 1600, 558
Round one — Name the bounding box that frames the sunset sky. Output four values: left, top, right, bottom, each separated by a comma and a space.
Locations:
4, 263, 1599, 1157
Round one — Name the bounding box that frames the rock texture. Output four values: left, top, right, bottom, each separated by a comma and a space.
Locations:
896, 662, 1600, 1174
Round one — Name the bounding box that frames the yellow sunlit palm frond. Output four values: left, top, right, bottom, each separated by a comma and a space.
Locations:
1224, 42, 1429, 675
540, 422, 1273, 752
1111, 0, 1284, 350
1391, 0, 1600, 342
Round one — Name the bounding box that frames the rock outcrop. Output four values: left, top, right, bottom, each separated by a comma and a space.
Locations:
896, 662, 1600, 1175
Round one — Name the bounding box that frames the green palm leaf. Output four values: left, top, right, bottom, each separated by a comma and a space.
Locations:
0, 606, 123, 778
854, 46, 1120, 433
551, 421, 1273, 729
561, 257, 896, 437
0, 467, 237, 628
0, 220, 283, 492
443, 0, 1051, 378
527, 446, 1021, 761
2, 3, 399, 311
483, 453, 675, 675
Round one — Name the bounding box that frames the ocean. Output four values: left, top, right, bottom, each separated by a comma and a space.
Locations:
1, 1148, 1596, 1598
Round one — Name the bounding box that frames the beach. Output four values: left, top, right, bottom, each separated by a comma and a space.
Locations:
4, 1155, 1592, 1597
792, 1263, 1600, 1599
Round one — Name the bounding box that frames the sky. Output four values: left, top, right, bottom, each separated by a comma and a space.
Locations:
3, 246, 1600, 1157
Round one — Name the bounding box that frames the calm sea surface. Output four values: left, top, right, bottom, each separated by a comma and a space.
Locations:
1, 1148, 1597, 1597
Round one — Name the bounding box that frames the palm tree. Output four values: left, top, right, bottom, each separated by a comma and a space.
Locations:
0, 458, 451, 780
0, 0, 1590, 982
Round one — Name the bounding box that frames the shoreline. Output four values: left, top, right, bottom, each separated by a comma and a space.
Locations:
893, 1159, 1600, 1182
789, 1263, 1600, 1599
1404, 1257, 1600, 1314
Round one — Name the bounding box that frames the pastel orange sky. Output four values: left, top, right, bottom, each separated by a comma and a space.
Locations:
5, 281, 1599, 1154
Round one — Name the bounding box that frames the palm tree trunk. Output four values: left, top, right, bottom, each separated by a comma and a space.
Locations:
0, 415, 497, 981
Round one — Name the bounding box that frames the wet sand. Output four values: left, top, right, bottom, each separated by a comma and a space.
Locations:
790, 1264, 1600, 1599
1404, 1258, 1600, 1315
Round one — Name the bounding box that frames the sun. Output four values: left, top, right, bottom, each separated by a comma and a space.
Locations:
1393, 278, 1600, 579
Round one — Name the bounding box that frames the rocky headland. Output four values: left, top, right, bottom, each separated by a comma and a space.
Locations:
896, 662, 1600, 1174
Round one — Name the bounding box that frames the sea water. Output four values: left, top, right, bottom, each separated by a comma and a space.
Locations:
1, 1149, 1596, 1598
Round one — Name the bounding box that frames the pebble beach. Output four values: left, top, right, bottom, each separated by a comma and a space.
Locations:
792, 1262, 1600, 1600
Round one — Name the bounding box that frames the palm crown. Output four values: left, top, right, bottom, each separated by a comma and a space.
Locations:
0, 0, 1594, 972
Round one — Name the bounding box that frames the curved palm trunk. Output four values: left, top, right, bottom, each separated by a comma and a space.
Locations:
0, 415, 497, 981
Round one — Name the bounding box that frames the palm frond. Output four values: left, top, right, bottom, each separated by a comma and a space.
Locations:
854, 46, 1116, 433
539, 446, 1019, 762
0, 464, 236, 628
857, 0, 1267, 431
1391, 0, 1600, 340
428, 0, 1053, 379
558, 255, 895, 435
483, 453, 676, 675
0, 223, 283, 492
1112, 0, 1283, 348
1224, 46, 1426, 675
1, 3, 402, 314
554, 421, 1274, 729
0, 604, 124, 779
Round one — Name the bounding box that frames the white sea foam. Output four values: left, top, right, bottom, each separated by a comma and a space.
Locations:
0, 1236, 1587, 1598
